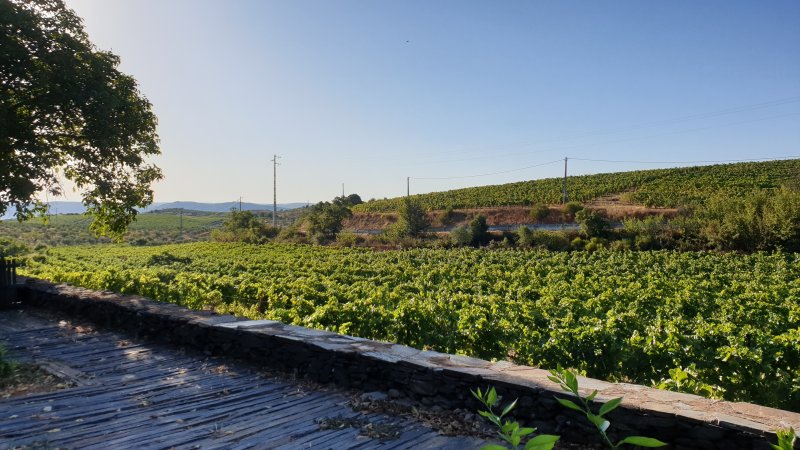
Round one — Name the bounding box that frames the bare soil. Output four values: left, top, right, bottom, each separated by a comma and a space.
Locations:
347, 197, 677, 232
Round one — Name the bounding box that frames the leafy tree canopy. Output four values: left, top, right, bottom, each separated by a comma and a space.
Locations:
1, 0, 162, 237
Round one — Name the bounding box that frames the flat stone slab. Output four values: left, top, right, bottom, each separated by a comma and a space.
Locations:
0, 309, 485, 449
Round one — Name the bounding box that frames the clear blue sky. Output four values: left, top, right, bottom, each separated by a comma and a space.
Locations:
64, 0, 800, 204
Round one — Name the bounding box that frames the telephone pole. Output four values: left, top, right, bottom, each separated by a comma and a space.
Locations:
562, 157, 569, 204
342, 183, 345, 197
271, 154, 281, 226
407, 177, 410, 197
239, 196, 242, 212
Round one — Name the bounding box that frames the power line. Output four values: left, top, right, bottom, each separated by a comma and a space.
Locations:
340, 94, 800, 164
569, 155, 800, 165
411, 158, 563, 180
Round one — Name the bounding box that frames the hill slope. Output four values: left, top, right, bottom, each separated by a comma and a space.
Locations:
353, 159, 800, 212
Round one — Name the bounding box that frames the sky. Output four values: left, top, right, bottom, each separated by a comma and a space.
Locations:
62, 0, 800, 204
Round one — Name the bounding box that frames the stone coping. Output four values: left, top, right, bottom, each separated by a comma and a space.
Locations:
13, 278, 800, 450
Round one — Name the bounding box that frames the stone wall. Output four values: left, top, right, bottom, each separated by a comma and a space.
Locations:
13, 278, 800, 450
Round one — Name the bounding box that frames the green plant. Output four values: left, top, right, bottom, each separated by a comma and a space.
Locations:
563, 202, 584, 221
469, 215, 490, 246
471, 386, 559, 450
548, 368, 666, 449
0, 344, 15, 379
530, 204, 550, 222
771, 427, 796, 450
656, 365, 724, 399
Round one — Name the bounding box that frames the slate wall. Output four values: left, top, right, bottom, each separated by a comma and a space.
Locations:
13, 278, 800, 450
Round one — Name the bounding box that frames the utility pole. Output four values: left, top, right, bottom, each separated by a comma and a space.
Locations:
342, 183, 345, 197
271, 154, 281, 226
239, 196, 242, 212
407, 177, 410, 197
562, 157, 569, 204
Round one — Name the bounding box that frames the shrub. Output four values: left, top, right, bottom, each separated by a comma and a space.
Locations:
533, 231, 571, 251
305, 201, 352, 242
563, 201, 584, 221
396, 198, 430, 237
450, 225, 472, 247
469, 215, 490, 246
440, 205, 456, 226
517, 226, 535, 247
530, 204, 550, 222
576, 209, 610, 238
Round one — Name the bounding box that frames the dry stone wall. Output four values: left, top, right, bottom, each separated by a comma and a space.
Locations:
13, 278, 800, 450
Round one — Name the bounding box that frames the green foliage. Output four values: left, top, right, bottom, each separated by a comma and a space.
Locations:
353, 160, 800, 212
563, 202, 584, 221
211, 209, 278, 244
575, 209, 610, 238
471, 386, 559, 450
530, 204, 550, 222
548, 368, 667, 449
1, 0, 162, 236
304, 201, 353, 242
396, 198, 430, 238
699, 188, 800, 251
532, 231, 571, 251
771, 428, 796, 450
21, 243, 800, 411
0, 237, 29, 258
451, 225, 473, 247
656, 365, 724, 398
0, 211, 224, 247
0, 344, 14, 379
441, 205, 456, 226
517, 227, 534, 247
469, 215, 490, 246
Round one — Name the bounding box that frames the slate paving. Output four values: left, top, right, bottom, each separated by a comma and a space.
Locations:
0, 309, 484, 449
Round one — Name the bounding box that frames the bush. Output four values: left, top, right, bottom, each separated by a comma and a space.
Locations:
469, 215, 490, 246
305, 201, 352, 242
450, 225, 472, 247
563, 201, 584, 221
530, 204, 550, 222
211, 209, 279, 244
584, 237, 608, 252
533, 231, 571, 251
575, 209, 610, 238
335, 232, 363, 247
396, 198, 430, 237
517, 226, 535, 247
440, 205, 456, 226
0, 237, 29, 258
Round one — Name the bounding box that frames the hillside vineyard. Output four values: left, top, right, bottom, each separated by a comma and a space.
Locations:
23, 242, 800, 412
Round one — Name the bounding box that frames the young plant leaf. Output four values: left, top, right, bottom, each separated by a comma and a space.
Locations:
487, 387, 498, 407
555, 397, 582, 412
598, 397, 622, 416
525, 434, 560, 450
479, 444, 508, 450
501, 398, 518, 417
617, 436, 668, 447
586, 390, 599, 402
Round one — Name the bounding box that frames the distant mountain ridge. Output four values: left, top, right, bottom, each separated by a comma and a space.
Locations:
2, 201, 308, 219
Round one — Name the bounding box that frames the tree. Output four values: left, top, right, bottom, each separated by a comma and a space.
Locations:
575, 209, 611, 238
211, 209, 278, 244
1, 0, 162, 237
305, 201, 352, 242
396, 197, 429, 237
468, 214, 490, 246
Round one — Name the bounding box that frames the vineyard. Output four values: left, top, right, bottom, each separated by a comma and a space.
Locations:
20, 242, 800, 412
0, 211, 224, 247
353, 159, 800, 212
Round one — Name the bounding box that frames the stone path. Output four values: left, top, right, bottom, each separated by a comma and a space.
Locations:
0, 309, 484, 449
